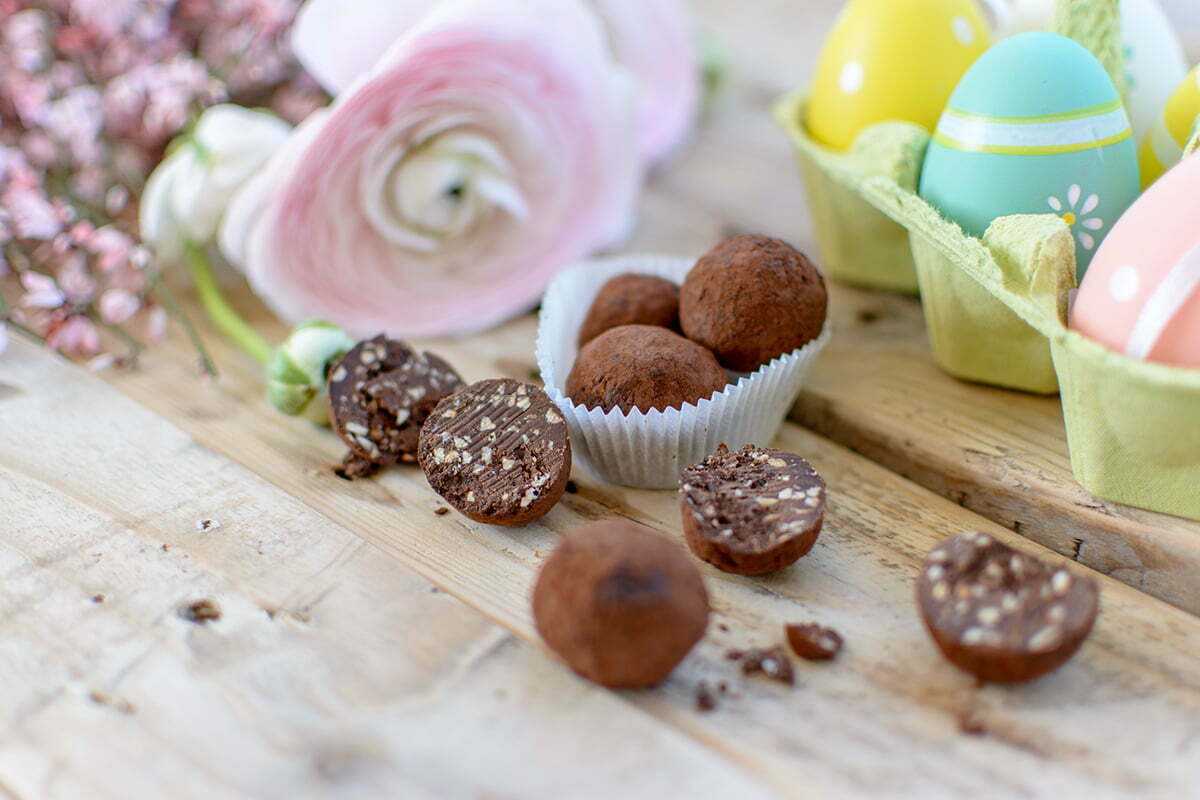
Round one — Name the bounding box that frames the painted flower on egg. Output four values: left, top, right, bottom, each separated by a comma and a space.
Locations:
1046, 185, 1104, 252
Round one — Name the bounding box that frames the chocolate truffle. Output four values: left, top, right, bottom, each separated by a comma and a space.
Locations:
577, 273, 681, 347
917, 532, 1100, 683
418, 378, 571, 526
785, 623, 844, 661
328, 335, 465, 468
680, 444, 826, 576
566, 325, 728, 413
680, 234, 827, 371
533, 519, 710, 688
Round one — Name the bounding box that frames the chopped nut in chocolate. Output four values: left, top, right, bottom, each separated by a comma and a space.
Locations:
728, 646, 795, 686
785, 622, 844, 661
680, 444, 826, 575
328, 335, 465, 469
418, 378, 571, 526
916, 532, 1100, 683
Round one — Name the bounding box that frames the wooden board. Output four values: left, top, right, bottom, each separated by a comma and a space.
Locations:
792, 284, 1200, 617
62, 284, 1200, 799
5, 1, 1200, 796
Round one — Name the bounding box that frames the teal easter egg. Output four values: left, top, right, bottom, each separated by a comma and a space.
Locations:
919, 32, 1141, 278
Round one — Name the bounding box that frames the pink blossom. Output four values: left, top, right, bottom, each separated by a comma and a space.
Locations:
3, 183, 62, 239
0, 321, 8, 356
98, 288, 140, 323
293, 0, 698, 163
46, 315, 100, 355
88, 226, 135, 272
57, 254, 96, 303
88, 352, 117, 371
19, 271, 66, 309
222, 0, 639, 338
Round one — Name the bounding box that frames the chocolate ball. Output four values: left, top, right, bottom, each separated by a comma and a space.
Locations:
533, 519, 710, 688
578, 273, 681, 347
566, 325, 728, 413
680, 234, 828, 372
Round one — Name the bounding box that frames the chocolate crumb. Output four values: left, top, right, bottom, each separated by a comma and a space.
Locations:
733, 646, 795, 686
717, 681, 729, 694
434, 507, 451, 516
958, 710, 987, 736
695, 682, 717, 712
786, 622, 844, 661
565, 480, 579, 494
180, 599, 221, 624
334, 451, 381, 481
196, 518, 220, 532
717, 623, 730, 633
91, 594, 105, 604
725, 649, 743, 661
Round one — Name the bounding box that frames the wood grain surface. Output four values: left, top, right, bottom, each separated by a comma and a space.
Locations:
4, 1, 1200, 797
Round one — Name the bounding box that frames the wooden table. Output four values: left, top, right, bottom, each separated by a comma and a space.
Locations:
3, 2, 1199, 797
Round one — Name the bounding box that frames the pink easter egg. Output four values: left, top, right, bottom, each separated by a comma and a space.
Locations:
1071, 153, 1200, 368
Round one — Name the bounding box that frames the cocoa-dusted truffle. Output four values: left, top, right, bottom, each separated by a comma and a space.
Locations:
566, 325, 728, 413
533, 519, 709, 688
917, 532, 1100, 683
578, 273, 680, 347
680, 234, 827, 372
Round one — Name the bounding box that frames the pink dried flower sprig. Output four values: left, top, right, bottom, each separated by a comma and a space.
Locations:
0, 0, 313, 367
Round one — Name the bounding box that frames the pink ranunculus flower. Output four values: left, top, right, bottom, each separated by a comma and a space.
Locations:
292, 0, 697, 164
221, 0, 639, 338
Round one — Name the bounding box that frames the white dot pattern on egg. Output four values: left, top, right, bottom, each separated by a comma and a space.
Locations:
953, 16, 975, 46
839, 61, 865, 94
1108, 266, 1140, 303
1071, 154, 1200, 367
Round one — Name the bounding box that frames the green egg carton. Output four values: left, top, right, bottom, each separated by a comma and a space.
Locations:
772, 93, 923, 294
864, 183, 1200, 521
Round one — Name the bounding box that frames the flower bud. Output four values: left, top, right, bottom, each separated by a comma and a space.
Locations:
141, 104, 291, 263
266, 320, 354, 423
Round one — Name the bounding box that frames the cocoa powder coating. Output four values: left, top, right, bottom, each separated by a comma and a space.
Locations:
566, 324, 728, 413
578, 273, 681, 347
532, 519, 710, 689
680, 235, 827, 372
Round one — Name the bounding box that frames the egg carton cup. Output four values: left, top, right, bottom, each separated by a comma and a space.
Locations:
773, 0, 1126, 299
773, 92, 923, 294
535, 255, 831, 490
863, 175, 1200, 521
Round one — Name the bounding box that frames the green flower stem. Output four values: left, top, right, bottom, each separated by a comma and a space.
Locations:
185, 241, 273, 366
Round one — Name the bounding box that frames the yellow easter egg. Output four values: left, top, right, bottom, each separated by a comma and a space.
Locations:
1138, 65, 1200, 188
805, 0, 990, 150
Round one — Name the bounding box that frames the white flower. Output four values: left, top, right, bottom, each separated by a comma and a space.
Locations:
140, 104, 291, 263
1047, 184, 1104, 251
266, 320, 354, 423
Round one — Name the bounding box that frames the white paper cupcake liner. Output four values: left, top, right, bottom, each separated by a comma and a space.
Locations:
536, 254, 832, 489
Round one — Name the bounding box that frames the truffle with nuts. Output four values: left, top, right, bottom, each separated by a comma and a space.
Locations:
916, 532, 1100, 683
418, 378, 571, 526
680, 444, 827, 576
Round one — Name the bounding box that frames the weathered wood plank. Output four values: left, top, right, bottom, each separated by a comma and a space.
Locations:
0, 336, 781, 800
791, 283, 1200, 617
99, 298, 1200, 797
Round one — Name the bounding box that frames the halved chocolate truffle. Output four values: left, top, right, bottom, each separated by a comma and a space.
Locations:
578, 273, 681, 347
328, 335, 465, 468
533, 519, 710, 688
418, 379, 571, 526
680, 234, 827, 372
916, 532, 1100, 683
566, 324, 728, 413
680, 444, 826, 575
